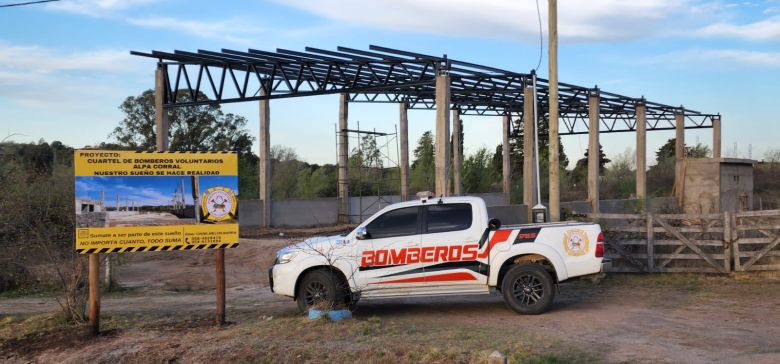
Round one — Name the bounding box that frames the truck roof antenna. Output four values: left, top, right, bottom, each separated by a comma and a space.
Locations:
438, 195, 444, 205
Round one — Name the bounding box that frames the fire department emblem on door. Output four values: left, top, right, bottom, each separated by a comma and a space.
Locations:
563, 228, 589, 256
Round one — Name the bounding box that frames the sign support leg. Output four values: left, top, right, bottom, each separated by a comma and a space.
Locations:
216, 248, 226, 325
88, 253, 100, 336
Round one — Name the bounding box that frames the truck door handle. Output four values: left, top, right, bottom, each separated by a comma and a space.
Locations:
405, 242, 417, 247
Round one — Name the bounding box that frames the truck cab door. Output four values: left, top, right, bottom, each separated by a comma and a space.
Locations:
352, 206, 425, 295
418, 203, 489, 289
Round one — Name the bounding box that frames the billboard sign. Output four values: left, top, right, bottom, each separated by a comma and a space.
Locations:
74, 150, 239, 254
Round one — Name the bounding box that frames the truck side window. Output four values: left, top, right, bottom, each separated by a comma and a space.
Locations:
426, 203, 472, 233
365, 207, 419, 239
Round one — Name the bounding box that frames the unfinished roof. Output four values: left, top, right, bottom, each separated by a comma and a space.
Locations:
131, 45, 717, 135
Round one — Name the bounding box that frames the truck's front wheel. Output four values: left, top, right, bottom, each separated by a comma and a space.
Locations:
296, 269, 346, 313
501, 264, 555, 315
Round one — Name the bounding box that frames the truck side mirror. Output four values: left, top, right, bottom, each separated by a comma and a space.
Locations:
355, 226, 370, 240
488, 218, 502, 230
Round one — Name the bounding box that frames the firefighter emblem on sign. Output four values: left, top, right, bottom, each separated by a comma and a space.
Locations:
201, 187, 237, 222
563, 229, 589, 256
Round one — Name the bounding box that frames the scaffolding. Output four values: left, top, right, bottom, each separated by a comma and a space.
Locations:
336, 121, 400, 223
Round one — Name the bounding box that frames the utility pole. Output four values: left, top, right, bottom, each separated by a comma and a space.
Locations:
548, 0, 560, 221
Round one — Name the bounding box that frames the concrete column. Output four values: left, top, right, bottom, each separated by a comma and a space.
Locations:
588, 90, 600, 213
434, 70, 451, 196
399, 102, 410, 201
636, 100, 647, 203
258, 87, 271, 228
675, 109, 685, 199
338, 93, 350, 223
154, 66, 169, 151
522, 86, 537, 213
502, 114, 511, 205
452, 108, 462, 195
712, 115, 721, 158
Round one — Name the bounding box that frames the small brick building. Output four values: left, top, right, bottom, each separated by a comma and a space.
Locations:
677, 158, 755, 214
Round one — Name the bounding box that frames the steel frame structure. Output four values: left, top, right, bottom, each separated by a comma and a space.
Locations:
131, 45, 717, 135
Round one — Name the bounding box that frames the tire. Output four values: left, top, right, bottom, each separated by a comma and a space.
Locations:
296, 269, 346, 313
501, 264, 555, 315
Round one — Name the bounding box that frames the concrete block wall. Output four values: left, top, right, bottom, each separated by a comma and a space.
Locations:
238, 195, 680, 228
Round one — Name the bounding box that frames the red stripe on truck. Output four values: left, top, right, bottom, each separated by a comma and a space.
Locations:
477, 230, 513, 259
375, 272, 477, 284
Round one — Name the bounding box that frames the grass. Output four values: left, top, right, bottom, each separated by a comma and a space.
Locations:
0, 310, 599, 363
0, 285, 60, 299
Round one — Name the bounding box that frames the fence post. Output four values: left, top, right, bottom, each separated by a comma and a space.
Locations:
723, 211, 731, 273
730, 212, 741, 272
646, 213, 654, 273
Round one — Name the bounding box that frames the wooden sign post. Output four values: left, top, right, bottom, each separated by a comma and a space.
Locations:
88, 253, 100, 336
216, 249, 226, 325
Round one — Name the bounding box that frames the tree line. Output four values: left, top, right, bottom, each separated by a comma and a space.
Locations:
3, 88, 780, 320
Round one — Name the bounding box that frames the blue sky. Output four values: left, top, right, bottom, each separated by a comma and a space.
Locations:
76, 175, 238, 206
1, 0, 779, 166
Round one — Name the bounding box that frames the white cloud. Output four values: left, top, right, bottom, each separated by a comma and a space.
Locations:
46, 0, 158, 17
125, 16, 269, 44
646, 48, 780, 67
0, 42, 138, 74
0, 41, 146, 113
695, 15, 780, 40
276, 0, 686, 42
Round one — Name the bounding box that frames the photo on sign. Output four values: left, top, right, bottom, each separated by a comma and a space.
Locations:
75, 175, 239, 229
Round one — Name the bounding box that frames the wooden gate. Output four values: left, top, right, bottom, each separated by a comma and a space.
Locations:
732, 210, 780, 271
583, 210, 780, 273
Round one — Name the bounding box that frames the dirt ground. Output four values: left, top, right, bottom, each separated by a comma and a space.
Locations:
1, 233, 779, 363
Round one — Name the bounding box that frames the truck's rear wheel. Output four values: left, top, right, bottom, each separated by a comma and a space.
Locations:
501, 264, 555, 315
296, 269, 345, 313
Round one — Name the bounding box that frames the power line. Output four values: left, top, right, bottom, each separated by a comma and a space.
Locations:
0, 0, 59, 8
533, 0, 544, 71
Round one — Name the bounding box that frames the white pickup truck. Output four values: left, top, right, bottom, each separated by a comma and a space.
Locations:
270, 195, 609, 314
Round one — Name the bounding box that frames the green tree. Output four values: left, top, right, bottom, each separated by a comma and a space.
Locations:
111, 90, 255, 155
462, 147, 500, 193
655, 138, 711, 163
270, 145, 302, 199
601, 148, 636, 199
570, 144, 612, 188
450, 118, 464, 163
297, 164, 338, 198
112, 89, 259, 198
410, 131, 435, 192
648, 139, 710, 196
508, 116, 570, 175
490, 144, 503, 175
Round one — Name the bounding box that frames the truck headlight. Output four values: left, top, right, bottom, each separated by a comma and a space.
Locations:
276, 250, 297, 264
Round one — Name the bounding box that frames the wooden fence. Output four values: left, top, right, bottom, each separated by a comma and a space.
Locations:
581, 210, 780, 273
